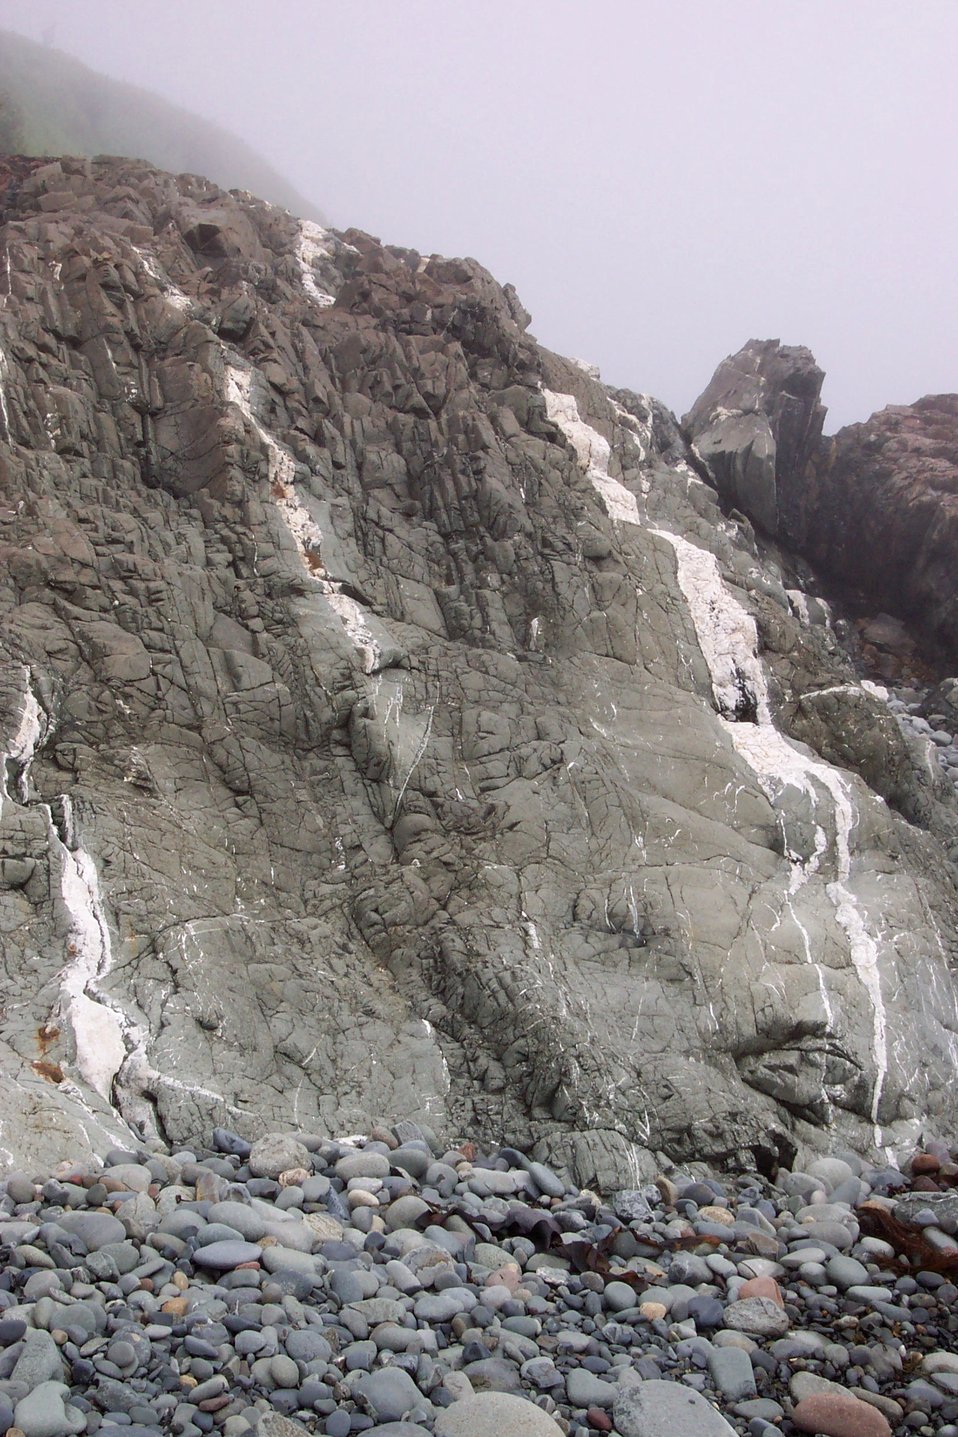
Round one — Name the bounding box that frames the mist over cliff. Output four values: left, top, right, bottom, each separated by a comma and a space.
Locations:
0, 30, 323, 222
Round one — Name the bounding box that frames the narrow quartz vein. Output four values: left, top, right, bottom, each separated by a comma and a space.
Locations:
225, 362, 385, 673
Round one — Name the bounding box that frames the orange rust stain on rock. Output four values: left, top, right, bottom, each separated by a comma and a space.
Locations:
37, 1023, 60, 1055
32, 1057, 64, 1083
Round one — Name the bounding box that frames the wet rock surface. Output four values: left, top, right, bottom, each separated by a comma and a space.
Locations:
0, 1129, 957, 1437
0, 157, 957, 1178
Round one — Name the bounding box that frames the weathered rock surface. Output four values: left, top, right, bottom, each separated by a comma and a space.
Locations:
0, 156, 957, 1180
684, 339, 827, 537
687, 340, 958, 667
803, 395, 958, 663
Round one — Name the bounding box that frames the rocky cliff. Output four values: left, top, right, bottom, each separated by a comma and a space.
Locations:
1, 156, 958, 1188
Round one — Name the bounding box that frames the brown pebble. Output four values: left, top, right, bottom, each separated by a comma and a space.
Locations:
278, 1167, 310, 1187
486, 1264, 521, 1292
172, 1271, 189, 1291
369, 1124, 398, 1149
234, 1261, 261, 1270
792, 1392, 891, 1437
162, 1297, 188, 1316
655, 1174, 679, 1207
739, 1275, 784, 1307
913, 1175, 941, 1192
586, 1407, 613, 1432
198, 1396, 231, 1413
179, 1374, 198, 1389
911, 1152, 940, 1175
50, 1329, 69, 1346
138, 1278, 154, 1291
699, 1204, 735, 1226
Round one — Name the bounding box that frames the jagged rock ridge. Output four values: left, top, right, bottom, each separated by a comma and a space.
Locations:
1, 156, 957, 1187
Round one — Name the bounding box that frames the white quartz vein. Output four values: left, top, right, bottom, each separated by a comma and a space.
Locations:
0, 343, 11, 441
542, 388, 642, 525
52, 798, 134, 1101
0, 668, 44, 811
296, 221, 338, 308
652, 528, 889, 1141
226, 362, 385, 673
555, 446, 892, 1136
134, 249, 192, 312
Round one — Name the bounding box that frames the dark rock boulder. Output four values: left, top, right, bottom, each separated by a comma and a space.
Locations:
798, 395, 958, 664
687, 343, 958, 668
683, 339, 827, 536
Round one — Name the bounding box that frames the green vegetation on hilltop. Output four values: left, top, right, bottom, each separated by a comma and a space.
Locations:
0, 28, 324, 220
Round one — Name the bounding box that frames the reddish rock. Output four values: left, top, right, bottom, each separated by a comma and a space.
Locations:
738, 1275, 784, 1307
913, 1175, 941, 1192
198, 1396, 231, 1413
687, 345, 958, 667
800, 395, 958, 666
486, 1264, 521, 1292
792, 1392, 892, 1437
911, 1152, 941, 1175
586, 1408, 612, 1432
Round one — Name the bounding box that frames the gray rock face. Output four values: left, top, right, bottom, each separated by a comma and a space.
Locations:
684, 339, 826, 536
1, 156, 957, 1180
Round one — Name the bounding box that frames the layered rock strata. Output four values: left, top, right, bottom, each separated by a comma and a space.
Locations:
1, 157, 957, 1185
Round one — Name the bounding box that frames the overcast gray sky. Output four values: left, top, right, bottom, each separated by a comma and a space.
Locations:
3, 0, 955, 429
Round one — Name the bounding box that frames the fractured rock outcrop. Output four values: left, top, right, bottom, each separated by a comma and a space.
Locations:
687, 340, 958, 668
0, 156, 957, 1185
803, 395, 958, 664
683, 339, 826, 537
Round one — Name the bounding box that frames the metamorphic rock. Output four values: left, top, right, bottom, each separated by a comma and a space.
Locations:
1, 155, 958, 1190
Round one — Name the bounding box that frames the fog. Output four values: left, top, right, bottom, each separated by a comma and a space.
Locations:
3, 0, 955, 429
